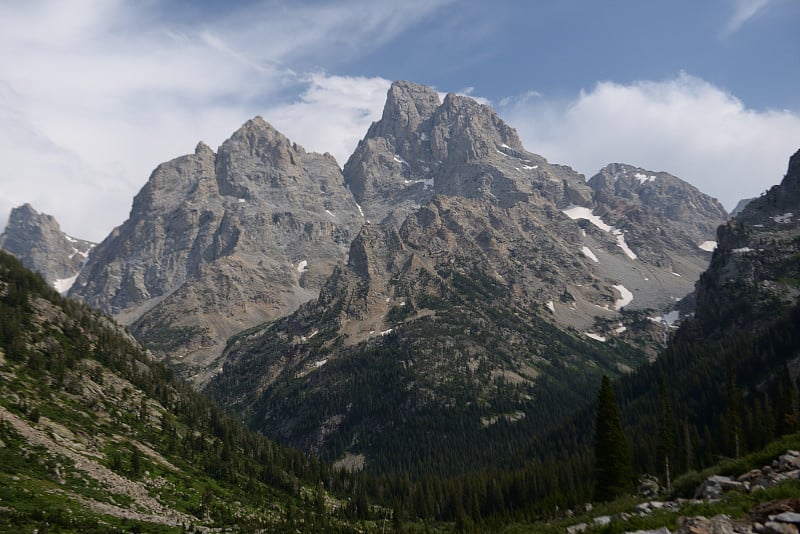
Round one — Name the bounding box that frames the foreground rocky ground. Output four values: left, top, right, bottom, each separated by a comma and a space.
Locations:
564, 450, 800, 534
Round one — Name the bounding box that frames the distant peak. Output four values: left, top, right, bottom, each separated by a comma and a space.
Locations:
381, 81, 441, 126
194, 141, 214, 157
12, 203, 37, 216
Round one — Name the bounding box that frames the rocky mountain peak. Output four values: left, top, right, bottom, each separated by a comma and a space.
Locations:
345, 81, 589, 224
430, 92, 523, 163
588, 163, 727, 249
0, 204, 94, 288
736, 147, 800, 225
194, 141, 214, 157
221, 116, 304, 169
370, 80, 441, 142
70, 118, 363, 386
695, 147, 800, 334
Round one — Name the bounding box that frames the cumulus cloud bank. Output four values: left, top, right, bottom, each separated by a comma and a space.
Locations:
0, 0, 449, 241
499, 73, 800, 211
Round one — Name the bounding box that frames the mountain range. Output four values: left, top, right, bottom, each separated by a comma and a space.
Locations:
1, 79, 799, 532
2, 80, 731, 471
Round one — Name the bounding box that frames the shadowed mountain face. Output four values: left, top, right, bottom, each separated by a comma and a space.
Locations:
0, 203, 94, 292
68, 118, 364, 386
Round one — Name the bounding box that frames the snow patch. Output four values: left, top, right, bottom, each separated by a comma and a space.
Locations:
355, 203, 364, 217
522, 164, 538, 170
64, 234, 78, 243
585, 332, 607, 342
393, 154, 408, 165
300, 330, 319, 342
296, 260, 308, 273
650, 310, 680, 326
546, 300, 555, 313
580, 246, 599, 263
380, 328, 394, 336
733, 247, 753, 253
634, 172, 656, 184
612, 284, 633, 310
501, 143, 512, 149
53, 274, 79, 295
325, 209, 335, 218
614, 325, 627, 334
404, 177, 434, 190
773, 212, 794, 224
314, 359, 328, 368
563, 206, 638, 260
420, 132, 429, 141
562, 206, 614, 232
612, 229, 638, 260
238, 198, 246, 203
698, 241, 717, 252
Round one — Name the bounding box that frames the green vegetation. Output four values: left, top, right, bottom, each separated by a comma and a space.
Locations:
593, 376, 632, 501
0, 250, 364, 532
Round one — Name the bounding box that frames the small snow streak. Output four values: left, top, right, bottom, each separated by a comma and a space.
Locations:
562, 206, 613, 232
612, 230, 637, 260
612, 284, 633, 310
53, 274, 79, 295
580, 246, 599, 263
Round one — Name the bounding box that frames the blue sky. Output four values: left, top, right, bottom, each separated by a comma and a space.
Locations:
1, 0, 798, 240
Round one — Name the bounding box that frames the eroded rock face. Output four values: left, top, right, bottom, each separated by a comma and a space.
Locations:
694, 149, 800, 334
206, 86, 732, 468
343, 80, 593, 225
0, 204, 94, 290
70, 118, 364, 385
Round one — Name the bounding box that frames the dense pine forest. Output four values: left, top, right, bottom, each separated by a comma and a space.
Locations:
1, 218, 799, 531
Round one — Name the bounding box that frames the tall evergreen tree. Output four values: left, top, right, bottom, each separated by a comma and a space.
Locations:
593, 375, 632, 501
656, 375, 675, 492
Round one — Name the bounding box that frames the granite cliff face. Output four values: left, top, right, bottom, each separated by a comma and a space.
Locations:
5, 81, 727, 394
0, 204, 94, 292
206, 82, 729, 473
69, 117, 363, 385
693, 148, 800, 333
343, 81, 593, 225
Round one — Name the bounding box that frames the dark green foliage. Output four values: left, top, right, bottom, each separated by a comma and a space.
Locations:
593, 376, 632, 501
0, 251, 364, 531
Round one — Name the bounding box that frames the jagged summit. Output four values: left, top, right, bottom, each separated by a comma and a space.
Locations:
588, 163, 728, 258
0, 204, 94, 290
737, 148, 800, 224
692, 147, 800, 336
344, 80, 590, 224
69, 117, 364, 385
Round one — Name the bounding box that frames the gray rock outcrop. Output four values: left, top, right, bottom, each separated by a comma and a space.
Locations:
343, 80, 593, 226
69, 118, 364, 385
0, 204, 94, 291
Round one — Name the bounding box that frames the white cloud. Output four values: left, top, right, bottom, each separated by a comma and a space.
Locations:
265, 74, 392, 167
724, 0, 771, 36
0, 0, 452, 241
499, 73, 800, 211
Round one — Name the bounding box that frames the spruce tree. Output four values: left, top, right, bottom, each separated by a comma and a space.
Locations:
656, 375, 675, 493
593, 375, 632, 501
